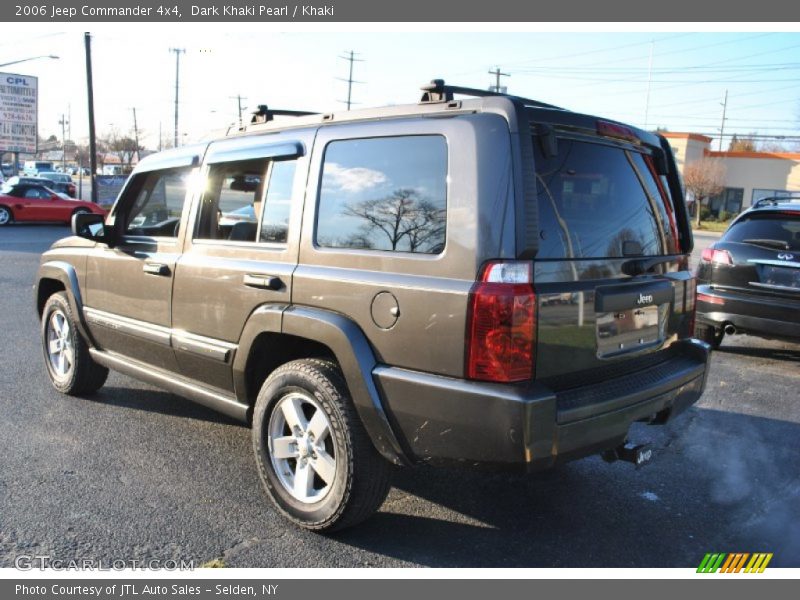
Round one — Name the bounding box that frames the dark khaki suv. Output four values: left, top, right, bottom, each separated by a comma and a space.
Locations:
35, 81, 710, 531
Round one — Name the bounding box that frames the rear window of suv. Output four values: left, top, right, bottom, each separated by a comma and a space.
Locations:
534, 137, 679, 259
723, 212, 800, 252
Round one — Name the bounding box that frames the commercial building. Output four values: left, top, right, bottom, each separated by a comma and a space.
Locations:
663, 132, 800, 217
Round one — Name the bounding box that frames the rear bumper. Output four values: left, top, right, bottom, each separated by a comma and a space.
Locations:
374, 339, 710, 470
697, 284, 800, 341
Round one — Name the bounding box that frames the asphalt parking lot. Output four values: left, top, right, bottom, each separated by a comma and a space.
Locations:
1, 225, 798, 568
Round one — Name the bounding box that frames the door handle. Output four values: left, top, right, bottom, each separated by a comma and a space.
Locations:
143, 262, 171, 276
243, 273, 282, 290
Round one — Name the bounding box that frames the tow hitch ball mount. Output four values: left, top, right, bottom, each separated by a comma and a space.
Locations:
601, 442, 653, 468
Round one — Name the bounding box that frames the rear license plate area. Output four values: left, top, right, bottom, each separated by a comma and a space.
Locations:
760, 265, 800, 289
596, 305, 665, 358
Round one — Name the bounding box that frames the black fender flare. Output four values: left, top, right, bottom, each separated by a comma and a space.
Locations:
233, 303, 409, 466
35, 261, 96, 345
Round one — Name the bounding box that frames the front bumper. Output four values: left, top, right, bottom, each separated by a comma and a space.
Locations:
374, 339, 710, 470
697, 284, 800, 341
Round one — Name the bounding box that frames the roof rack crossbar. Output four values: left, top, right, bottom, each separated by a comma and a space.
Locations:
419, 79, 562, 110
753, 194, 800, 208
250, 105, 319, 125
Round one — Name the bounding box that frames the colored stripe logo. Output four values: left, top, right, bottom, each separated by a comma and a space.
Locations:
697, 553, 773, 573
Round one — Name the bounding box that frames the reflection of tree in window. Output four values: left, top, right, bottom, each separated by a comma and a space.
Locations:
339, 188, 446, 253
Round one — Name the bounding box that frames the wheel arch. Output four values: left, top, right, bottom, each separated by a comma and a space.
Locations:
234, 304, 410, 466
35, 261, 94, 345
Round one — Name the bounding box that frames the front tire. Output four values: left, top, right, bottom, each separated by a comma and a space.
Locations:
41, 292, 109, 395
70, 207, 91, 224
252, 359, 392, 532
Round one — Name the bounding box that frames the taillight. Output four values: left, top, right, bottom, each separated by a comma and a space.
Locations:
685, 277, 697, 337
466, 261, 536, 383
697, 292, 724, 305
701, 246, 733, 265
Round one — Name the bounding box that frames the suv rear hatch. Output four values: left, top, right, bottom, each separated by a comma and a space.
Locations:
526, 111, 696, 421
701, 210, 800, 300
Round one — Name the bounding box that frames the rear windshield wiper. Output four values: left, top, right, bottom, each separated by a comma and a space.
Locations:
742, 238, 790, 250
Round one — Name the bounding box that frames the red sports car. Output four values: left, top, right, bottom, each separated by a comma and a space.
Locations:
0, 182, 106, 226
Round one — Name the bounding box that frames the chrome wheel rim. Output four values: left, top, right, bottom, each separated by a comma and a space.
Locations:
46, 309, 74, 379
0, 208, 9, 225
268, 392, 337, 503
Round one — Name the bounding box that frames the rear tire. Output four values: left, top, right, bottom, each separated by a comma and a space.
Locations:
252, 359, 392, 532
0, 205, 12, 226
41, 292, 109, 395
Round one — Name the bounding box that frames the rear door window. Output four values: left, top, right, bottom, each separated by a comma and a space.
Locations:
534, 138, 679, 259
316, 135, 447, 254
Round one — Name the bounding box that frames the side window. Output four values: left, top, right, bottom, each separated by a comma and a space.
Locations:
124, 168, 190, 237
260, 160, 296, 243
316, 135, 447, 254
196, 159, 268, 242
195, 157, 297, 244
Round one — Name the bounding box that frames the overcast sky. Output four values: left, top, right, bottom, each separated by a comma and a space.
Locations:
2, 25, 799, 151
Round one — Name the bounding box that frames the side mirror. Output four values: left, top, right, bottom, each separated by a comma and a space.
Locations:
72, 212, 113, 245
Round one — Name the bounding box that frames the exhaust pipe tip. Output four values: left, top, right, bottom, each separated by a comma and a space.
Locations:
724, 324, 736, 335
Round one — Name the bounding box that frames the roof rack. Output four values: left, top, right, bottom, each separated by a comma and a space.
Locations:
250, 105, 318, 125
753, 194, 800, 208
419, 79, 562, 110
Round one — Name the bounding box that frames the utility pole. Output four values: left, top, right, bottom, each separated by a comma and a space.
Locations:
169, 47, 186, 147
59, 113, 68, 171
488, 66, 510, 93
84, 32, 98, 204
643, 40, 654, 129
131, 107, 140, 164
338, 50, 363, 110
230, 94, 247, 128
158, 121, 162, 152
718, 89, 728, 151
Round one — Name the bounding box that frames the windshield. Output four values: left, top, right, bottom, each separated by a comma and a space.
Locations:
724, 213, 800, 252
534, 137, 680, 259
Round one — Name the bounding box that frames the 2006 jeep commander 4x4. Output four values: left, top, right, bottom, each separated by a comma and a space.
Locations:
35, 80, 710, 531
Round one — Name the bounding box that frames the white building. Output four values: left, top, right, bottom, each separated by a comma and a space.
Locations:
663, 132, 800, 216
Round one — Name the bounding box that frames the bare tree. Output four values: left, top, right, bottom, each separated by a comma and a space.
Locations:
100, 128, 142, 174
727, 134, 758, 152
683, 158, 726, 227
341, 188, 446, 253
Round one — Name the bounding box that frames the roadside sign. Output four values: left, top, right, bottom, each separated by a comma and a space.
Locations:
0, 72, 38, 154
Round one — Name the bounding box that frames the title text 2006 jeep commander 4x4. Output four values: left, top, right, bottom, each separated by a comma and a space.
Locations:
35, 81, 710, 531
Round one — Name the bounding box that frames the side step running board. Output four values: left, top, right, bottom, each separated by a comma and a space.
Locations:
88, 348, 249, 422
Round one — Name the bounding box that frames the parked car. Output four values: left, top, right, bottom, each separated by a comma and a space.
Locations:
696, 195, 800, 347
38, 171, 77, 197
23, 160, 55, 177
34, 80, 709, 532
0, 181, 105, 226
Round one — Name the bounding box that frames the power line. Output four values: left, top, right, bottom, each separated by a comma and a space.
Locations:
229, 93, 247, 128
488, 66, 510, 93
337, 50, 363, 110
131, 107, 140, 162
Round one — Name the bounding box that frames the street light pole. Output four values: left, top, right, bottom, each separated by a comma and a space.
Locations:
0, 55, 59, 68
169, 48, 186, 147
84, 32, 98, 204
